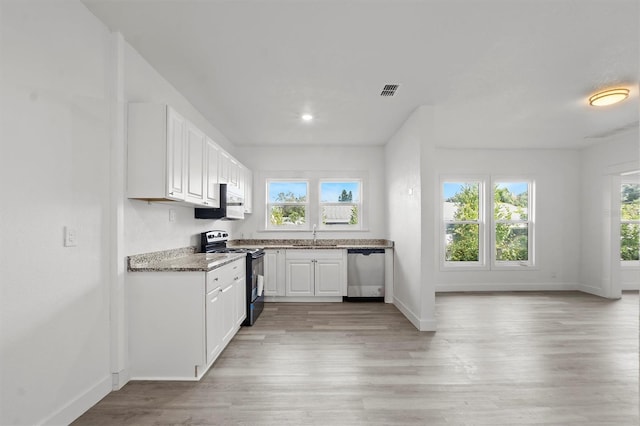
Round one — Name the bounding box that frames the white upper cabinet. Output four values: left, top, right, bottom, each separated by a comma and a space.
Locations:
240, 165, 253, 214
166, 108, 186, 200
229, 158, 240, 193
218, 151, 230, 184
127, 102, 252, 209
185, 122, 206, 205
128, 103, 187, 201
205, 138, 220, 208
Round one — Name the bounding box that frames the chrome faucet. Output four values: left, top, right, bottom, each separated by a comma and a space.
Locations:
312, 224, 317, 245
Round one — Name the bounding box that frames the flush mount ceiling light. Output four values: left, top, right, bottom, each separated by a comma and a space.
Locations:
588, 88, 630, 107
301, 113, 313, 122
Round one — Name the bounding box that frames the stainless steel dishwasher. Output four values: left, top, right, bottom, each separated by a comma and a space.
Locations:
346, 248, 385, 301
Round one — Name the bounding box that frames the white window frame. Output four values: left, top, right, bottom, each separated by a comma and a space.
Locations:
491, 178, 535, 269
318, 179, 363, 231
440, 176, 487, 270
620, 174, 640, 267
265, 179, 309, 230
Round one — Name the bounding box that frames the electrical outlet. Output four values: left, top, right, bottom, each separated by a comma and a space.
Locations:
169, 209, 176, 222
64, 226, 77, 247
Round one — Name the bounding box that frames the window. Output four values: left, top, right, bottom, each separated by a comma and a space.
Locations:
621, 180, 640, 264
263, 172, 367, 232
266, 180, 308, 229
441, 177, 534, 269
319, 180, 361, 229
442, 181, 484, 266
493, 181, 533, 266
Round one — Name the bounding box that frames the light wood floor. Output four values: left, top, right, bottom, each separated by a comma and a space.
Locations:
74, 291, 639, 425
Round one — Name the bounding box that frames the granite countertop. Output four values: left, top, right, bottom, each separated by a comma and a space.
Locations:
127, 247, 245, 272
228, 239, 393, 249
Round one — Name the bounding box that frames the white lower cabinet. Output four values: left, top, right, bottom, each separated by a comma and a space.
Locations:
206, 285, 223, 365
129, 257, 246, 381
284, 250, 346, 297
264, 249, 286, 296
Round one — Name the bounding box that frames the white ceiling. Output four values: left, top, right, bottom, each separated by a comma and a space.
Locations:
83, 0, 639, 149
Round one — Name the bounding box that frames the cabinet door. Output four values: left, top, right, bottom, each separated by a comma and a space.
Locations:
185, 123, 206, 204
264, 249, 285, 296
166, 107, 186, 200
285, 259, 314, 296
264, 250, 278, 296
206, 287, 223, 365
243, 167, 253, 213
315, 259, 343, 296
205, 138, 220, 207
235, 276, 246, 328
221, 283, 235, 345
229, 159, 240, 192
218, 151, 230, 184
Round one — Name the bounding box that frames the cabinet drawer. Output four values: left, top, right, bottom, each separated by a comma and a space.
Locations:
207, 258, 244, 292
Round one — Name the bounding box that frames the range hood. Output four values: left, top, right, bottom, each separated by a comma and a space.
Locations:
195, 184, 244, 220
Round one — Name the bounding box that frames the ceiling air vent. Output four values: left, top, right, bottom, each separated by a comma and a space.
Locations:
380, 84, 399, 97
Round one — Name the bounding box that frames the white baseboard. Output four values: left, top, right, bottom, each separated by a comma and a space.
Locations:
111, 369, 130, 391
622, 281, 640, 291
435, 282, 579, 292
39, 375, 111, 426
578, 283, 608, 298
264, 296, 343, 303
393, 297, 437, 332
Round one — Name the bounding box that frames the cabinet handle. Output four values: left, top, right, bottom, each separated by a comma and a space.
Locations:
214, 277, 219, 281
169, 192, 174, 195
204, 201, 208, 205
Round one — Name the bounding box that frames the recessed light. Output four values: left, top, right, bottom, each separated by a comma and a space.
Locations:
301, 114, 313, 122
588, 88, 630, 107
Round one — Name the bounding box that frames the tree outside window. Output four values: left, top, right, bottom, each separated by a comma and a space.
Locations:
621, 182, 640, 262
267, 181, 308, 228
319, 181, 361, 229
442, 178, 534, 268
494, 182, 530, 263
443, 182, 482, 263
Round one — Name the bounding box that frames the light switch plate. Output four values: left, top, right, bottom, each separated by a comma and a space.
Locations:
64, 226, 77, 247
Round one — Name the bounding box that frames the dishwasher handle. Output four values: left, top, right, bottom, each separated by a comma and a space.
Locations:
347, 248, 385, 256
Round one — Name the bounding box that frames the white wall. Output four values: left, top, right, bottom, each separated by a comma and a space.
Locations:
235, 145, 386, 240
433, 148, 582, 291
384, 107, 435, 330
580, 131, 640, 297
1, 1, 112, 424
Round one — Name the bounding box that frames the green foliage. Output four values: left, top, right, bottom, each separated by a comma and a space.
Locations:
621, 184, 640, 261
621, 224, 639, 261
622, 183, 640, 203
275, 191, 306, 202
446, 224, 479, 261
270, 191, 306, 225
338, 190, 353, 202
446, 184, 479, 261
349, 206, 358, 225
445, 183, 529, 262
447, 184, 479, 220
494, 186, 528, 261
495, 223, 528, 261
